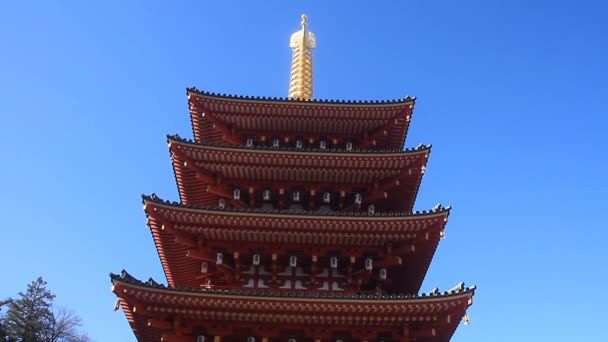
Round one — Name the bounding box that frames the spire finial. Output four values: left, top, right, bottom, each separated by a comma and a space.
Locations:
289, 14, 316, 100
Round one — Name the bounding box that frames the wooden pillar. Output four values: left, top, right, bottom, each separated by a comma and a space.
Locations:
279, 188, 285, 209
347, 255, 355, 285
310, 255, 318, 285
400, 325, 411, 342
309, 189, 316, 210
233, 252, 240, 281
249, 187, 255, 207
271, 253, 278, 283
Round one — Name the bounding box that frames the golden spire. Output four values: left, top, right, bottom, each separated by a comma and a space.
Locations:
289, 14, 316, 99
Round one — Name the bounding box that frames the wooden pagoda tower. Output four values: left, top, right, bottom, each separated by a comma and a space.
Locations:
111, 15, 475, 342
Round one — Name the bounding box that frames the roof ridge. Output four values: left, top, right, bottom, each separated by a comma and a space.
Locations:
142, 193, 451, 217
167, 134, 431, 154
111, 270, 475, 300
186, 87, 417, 104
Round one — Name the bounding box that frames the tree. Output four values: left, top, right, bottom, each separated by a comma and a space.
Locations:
0, 278, 90, 342
0, 299, 11, 341
2, 277, 54, 341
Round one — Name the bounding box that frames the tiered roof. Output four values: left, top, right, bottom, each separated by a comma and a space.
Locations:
113, 76, 475, 340
143, 194, 450, 292
187, 88, 415, 149
169, 135, 429, 211
112, 270, 474, 342
111, 12, 477, 341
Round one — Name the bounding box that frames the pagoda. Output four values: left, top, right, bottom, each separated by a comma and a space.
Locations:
111, 15, 475, 342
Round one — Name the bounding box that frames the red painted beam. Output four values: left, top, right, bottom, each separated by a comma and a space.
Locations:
186, 248, 215, 262
174, 232, 197, 248
147, 318, 172, 330
161, 333, 195, 342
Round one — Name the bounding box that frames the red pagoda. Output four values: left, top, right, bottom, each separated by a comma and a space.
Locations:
111, 15, 475, 342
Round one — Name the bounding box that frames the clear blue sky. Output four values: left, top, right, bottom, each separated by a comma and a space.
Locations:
1, 1, 606, 341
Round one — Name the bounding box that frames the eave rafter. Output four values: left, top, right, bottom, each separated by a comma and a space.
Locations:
189, 94, 243, 144
170, 142, 245, 208
170, 145, 218, 185
358, 109, 412, 148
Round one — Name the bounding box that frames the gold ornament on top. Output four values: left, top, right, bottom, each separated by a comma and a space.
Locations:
288, 14, 316, 100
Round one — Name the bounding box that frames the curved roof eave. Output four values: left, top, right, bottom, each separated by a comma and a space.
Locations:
186, 87, 417, 106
